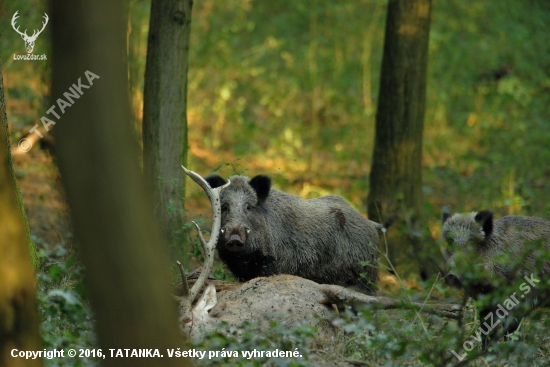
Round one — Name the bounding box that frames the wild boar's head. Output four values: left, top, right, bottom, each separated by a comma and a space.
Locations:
205, 174, 271, 253
441, 208, 493, 262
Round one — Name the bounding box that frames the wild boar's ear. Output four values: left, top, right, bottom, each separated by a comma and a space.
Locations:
249, 175, 271, 204
475, 210, 494, 237
442, 205, 452, 224
204, 174, 227, 188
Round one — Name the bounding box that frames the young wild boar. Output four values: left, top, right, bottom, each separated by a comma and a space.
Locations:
205, 173, 385, 294
441, 208, 550, 344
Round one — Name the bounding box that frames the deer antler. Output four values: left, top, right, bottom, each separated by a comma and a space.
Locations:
11, 11, 28, 38
177, 261, 190, 297
179, 166, 230, 304
30, 13, 49, 40
11, 11, 49, 54
27, 13, 49, 41
11, 11, 49, 40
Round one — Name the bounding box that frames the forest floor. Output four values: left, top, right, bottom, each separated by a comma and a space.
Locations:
12, 146, 72, 250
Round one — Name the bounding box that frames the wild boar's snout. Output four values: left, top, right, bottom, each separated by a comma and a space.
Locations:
226, 232, 244, 252
221, 226, 250, 252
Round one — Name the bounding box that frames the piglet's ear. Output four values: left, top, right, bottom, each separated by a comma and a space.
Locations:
442, 205, 452, 224
249, 175, 271, 204
475, 210, 493, 237
205, 174, 227, 188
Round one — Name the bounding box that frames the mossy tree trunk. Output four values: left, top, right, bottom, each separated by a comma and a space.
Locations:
0, 57, 42, 366
49, 1, 191, 366
142, 0, 193, 263
0, 59, 37, 267
367, 0, 442, 279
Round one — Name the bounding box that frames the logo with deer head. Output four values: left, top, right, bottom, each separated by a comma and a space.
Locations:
11, 11, 49, 54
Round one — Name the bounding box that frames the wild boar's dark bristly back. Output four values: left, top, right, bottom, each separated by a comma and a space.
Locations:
205, 173, 386, 295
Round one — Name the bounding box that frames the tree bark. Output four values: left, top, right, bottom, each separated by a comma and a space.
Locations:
0, 60, 37, 267
49, 1, 190, 366
0, 57, 42, 366
367, 0, 442, 279
142, 0, 193, 262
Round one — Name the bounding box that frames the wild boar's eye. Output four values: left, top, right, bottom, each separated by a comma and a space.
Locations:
246, 204, 251, 210
221, 204, 228, 212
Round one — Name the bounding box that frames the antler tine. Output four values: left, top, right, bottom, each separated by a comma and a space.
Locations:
177, 261, 190, 297
11, 11, 19, 27
191, 221, 207, 248
11, 11, 28, 37
39, 13, 49, 33
181, 165, 230, 303
29, 13, 49, 40
181, 165, 230, 196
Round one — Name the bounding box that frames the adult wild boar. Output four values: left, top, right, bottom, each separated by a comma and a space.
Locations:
205, 173, 385, 294
441, 207, 550, 345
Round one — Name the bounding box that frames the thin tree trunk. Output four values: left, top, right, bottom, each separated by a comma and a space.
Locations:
143, 0, 193, 262
0, 60, 37, 267
49, 1, 190, 366
367, 0, 442, 279
0, 56, 42, 366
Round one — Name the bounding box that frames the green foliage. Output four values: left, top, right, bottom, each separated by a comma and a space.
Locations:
184, 0, 550, 218
36, 235, 99, 367
426, 0, 550, 216
186, 279, 550, 366
188, 320, 319, 366
188, 0, 385, 180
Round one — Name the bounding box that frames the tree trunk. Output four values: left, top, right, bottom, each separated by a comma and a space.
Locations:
142, 0, 193, 262
0, 57, 42, 366
49, 1, 190, 366
367, 0, 442, 279
0, 60, 37, 267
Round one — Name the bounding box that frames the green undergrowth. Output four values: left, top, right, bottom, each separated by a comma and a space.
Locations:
34, 225, 550, 366
35, 233, 99, 367
188, 281, 550, 366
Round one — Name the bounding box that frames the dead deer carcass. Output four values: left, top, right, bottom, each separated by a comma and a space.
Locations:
183, 274, 340, 349
176, 166, 462, 350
